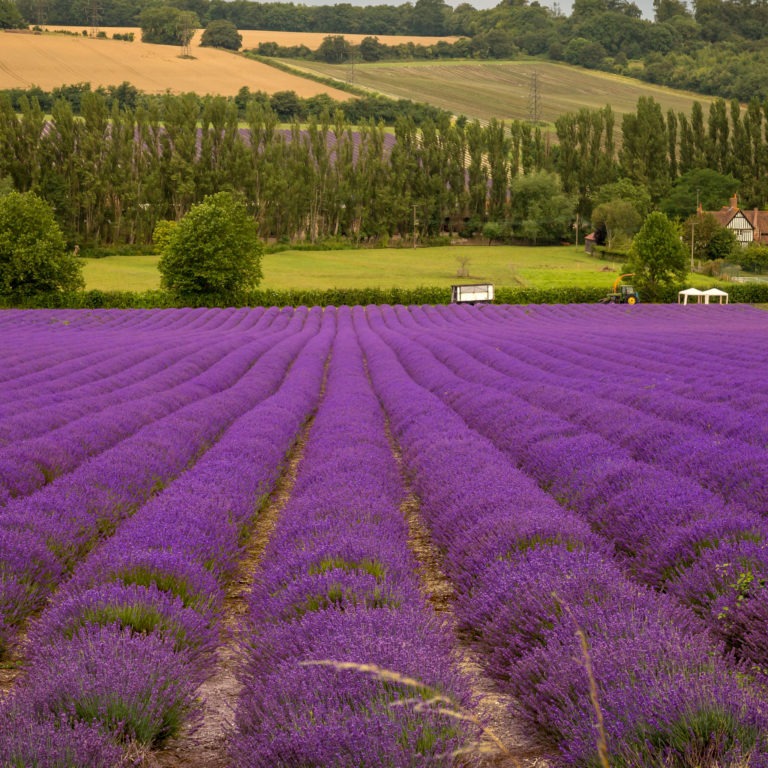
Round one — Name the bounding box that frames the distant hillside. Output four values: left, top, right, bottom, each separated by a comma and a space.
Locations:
279, 58, 720, 125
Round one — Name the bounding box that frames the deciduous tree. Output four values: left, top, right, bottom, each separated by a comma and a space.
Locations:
157, 191, 262, 301
625, 211, 687, 300
200, 19, 241, 49
0, 191, 84, 297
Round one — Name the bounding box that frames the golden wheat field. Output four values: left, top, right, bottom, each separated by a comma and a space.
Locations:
0, 27, 358, 97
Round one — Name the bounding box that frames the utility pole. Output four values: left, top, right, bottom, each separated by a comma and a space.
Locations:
89, 0, 100, 37
691, 219, 695, 272
527, 71, 541, 125
691, 187, 700, 272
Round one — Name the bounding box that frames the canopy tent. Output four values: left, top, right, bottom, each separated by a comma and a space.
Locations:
703, 288, 729, 304
678, 287, 705, 305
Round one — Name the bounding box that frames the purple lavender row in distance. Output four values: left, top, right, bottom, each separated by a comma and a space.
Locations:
232, 307, 475, 767
0, 309, 314, 658
355, 305, 768, 767
0, 308, 334, 764
0, 309, 294, 503
453, 302, 768, 430
0, 307, 274, 427
0, 306, 272, 396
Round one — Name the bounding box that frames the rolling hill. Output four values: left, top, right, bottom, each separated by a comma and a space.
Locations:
2, 26, 722, 125
0, 27, 355, 98
284, 58, 722, 124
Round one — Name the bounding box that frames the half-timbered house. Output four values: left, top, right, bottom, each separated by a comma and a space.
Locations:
707, 194, 768, 247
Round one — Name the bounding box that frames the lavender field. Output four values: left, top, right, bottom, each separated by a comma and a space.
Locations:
1, 303, 768, 767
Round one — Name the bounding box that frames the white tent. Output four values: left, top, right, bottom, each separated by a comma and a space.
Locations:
678, 287, 705, 305
703, 288, 729, 304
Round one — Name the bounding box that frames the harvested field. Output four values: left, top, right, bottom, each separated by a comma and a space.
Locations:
237, 28, 459, 47
0, 27, 352, 97
290, 58, 721, 123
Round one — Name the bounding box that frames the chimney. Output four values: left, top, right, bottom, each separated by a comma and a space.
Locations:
730, 193, 739, 210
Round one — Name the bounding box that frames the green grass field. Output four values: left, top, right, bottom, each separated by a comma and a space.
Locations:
82, 245, 622, 292
280, 59, 719, 125
80, 244, 721, 293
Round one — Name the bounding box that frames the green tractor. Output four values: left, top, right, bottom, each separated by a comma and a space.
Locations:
601, 273, 639, 305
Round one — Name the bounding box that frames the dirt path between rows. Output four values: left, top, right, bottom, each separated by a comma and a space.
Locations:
387, 422, 550, 768
140, 418, 315, 768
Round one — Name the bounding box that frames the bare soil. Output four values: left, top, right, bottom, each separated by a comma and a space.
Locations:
386, 420, 550, 768
140, 424, 315, 768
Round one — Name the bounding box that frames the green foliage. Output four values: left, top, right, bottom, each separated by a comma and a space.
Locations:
507, 171, 576, 244
0, 191, 84, 298
735, 243, 768, 274
591, 200, 642, 248
659, 168, 739, 219
591, 178, 652, 217
200, 19, 242, 50
316, 35, 352, 64
7, 280, 768, 308
564, 37, 607, 69
482, 221, 504, 245
139, 6, 199, 47
0, 0, 25, 28
158, 192, 262, 301
625, 211, 688, 300
682, 212, 738, 263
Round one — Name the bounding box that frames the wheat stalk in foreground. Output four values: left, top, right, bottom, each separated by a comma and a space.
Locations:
300, 659, 524, 766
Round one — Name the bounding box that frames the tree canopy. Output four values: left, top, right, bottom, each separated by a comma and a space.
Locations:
200, 19, 242, 50
0, 191, 83, 297
0, 0, 24, 28
157, 192, 263, 301
139, 6, 199, 48
625, 211, 688, 300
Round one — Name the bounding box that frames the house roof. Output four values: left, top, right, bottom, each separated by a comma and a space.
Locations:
704, 194, 768, 244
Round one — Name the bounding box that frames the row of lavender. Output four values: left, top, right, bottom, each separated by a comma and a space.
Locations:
0, 309, 310, 658
3, 304, 768, 767
231, 307, 475, 765
0, 307, 283, 496
375, 304, 768, 667
1, 308, 335, 764
362, 303, 768, 764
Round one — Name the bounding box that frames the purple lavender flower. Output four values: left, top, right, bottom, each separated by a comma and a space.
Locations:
9, 623, 201, 746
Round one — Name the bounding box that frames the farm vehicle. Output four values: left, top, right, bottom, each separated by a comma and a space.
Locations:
601, 274, 639, 304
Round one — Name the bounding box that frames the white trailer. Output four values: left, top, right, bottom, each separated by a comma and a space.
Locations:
450, 284, 494, 305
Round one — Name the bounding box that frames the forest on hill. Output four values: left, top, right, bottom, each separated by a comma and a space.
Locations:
6, 0, 768, 102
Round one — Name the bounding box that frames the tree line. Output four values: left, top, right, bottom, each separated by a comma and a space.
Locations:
0, 83, 449, 128
0, 89, 766, 250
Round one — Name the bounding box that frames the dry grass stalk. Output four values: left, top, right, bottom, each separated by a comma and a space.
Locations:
301, 659, 524, 766
554, 595, 611, 768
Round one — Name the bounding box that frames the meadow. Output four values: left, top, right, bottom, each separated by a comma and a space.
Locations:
1, 26, 719, 124
2, 304, 768, 767
0, 26, 453, 97
80, 244, 722, 295
81, 245, 627, 292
